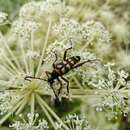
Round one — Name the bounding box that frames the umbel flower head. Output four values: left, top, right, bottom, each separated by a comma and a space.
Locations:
0, 27, 99, 129
10, 113, 95, 130
10, 113, 48, 130
0, 20, 72, 130
0, 0, 129, 129
84, 63, 129, 120
55, 114, 96, 130
0, 1, 71, 129
0, 1, 101, 129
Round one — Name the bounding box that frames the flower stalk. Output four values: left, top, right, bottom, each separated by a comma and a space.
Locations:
35, 19, 52, 77
36, 94, 70, 130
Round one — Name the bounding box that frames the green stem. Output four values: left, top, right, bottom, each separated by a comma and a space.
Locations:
36, 95, 70, 130
71, 89, 129, 97
80, 42, 91, 53
15, 98, 27, 115
72, 77, 83, 89
2, 52, 19, 74
19, 38, 29, 74
0, 32, 24, 73
35, 20, 52, 77
36, 94, 57, 130
31, 93, 35, 115
0, 65, 14, 77
30, 32, 34, 75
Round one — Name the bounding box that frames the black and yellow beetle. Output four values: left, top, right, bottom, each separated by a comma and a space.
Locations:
25, 45, 96, 101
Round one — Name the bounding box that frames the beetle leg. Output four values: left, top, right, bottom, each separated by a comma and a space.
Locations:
24, 76, 47, 81
24, 76, 32, 81
72, 59, 98, 69
72, 61, 87, 69
45, 71, 51, 78
61, 76, 69, 94
63, 39, 72, 60
63, 46, 72, 61
57, 77, 63, 95
50, 84, 59, 101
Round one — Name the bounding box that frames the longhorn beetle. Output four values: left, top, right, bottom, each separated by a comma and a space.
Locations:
25, 45, 97, 101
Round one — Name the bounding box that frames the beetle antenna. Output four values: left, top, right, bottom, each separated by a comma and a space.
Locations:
69, 39, 73, 48
24, 76, 47, 82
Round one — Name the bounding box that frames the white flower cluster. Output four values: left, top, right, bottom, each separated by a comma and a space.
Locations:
12, 18, 41, 40
0, 0, 129, 128
45, 40, 72, 62
12, 0, 67, 40
19, 1, 41, 19
53, 18, 110, 46
7, 72, 26, 87
56, 114, 95, 130
26, 50, 40, 59
10, 113, 48, 130
0, 12, 8, 25
82, 21, 110, 45
20, 0, 67, 21
53, 18, 82, 43
86, 64, 129, 118
39, 0, 66, 17
89, 64, 129, 89
0, 92, 20, 115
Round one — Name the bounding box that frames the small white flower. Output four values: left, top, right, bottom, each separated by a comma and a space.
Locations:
45, 40, 72, 61
53, 18, 82, 43
40, 0, 66, 16
0, 92, 20, 115
53, 18, 111, 59
10, 113, 48, 130
26, 50, 40, 59
82, 20, 111, 45
12, 18, 41, 40
86, 64, 129, 118
55, 114, 95, 130
20, 0, 67, 21
19, 1, 41, 19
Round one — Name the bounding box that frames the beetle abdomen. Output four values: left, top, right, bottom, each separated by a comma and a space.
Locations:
55, 56, 80, 75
